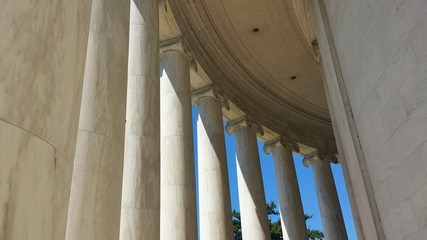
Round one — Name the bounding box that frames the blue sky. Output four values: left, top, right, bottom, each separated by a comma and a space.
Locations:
192, 106, 357, 239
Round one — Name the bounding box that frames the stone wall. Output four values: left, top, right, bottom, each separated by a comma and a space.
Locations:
318, 0, 427, 239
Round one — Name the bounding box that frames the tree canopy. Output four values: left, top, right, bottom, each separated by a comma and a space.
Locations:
232, 201, 324, 240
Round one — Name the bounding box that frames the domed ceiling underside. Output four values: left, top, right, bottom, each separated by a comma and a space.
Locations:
168, 0, 337, 152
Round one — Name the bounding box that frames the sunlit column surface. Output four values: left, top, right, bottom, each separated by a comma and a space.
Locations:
193, 86, 233, 240
66, 0, 130, 239
226, 117, 271, 240
160, 43, 198, 240
0, 1, 92, 239
303, 151, 348, 240
119, 0, 160, 239
264, 138, 307, 240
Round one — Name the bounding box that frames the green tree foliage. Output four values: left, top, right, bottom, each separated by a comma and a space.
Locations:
266, 201, 282, 239
232, 201, 324, 240
232, 210, 242, 240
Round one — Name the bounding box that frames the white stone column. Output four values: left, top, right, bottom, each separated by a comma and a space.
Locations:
193, 86, 233, 240
65, 0, 130, 239
264, 138, 307, 240
225, 117, 271, 240
160, 44, 198, 240
119, 0, 160, 239
0, 1, 92, 240
303, 151, 348, 240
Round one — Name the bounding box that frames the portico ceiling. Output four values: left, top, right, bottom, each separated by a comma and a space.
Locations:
161, 0, 337, 152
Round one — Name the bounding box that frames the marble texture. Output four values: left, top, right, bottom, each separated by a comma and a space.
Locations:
314, 0, 383, 238
316, 0, 427, 237
160, 49, 198, 240
120, 0, 160, 239
227, 118, 271, 240
0, 1, 92, 239
65, 0, 130, 239
324, 83, 365, 239
0, 122, 72, 240
264, 139, 307, 240
303, 152, 347, 240
195, 90, 233, 240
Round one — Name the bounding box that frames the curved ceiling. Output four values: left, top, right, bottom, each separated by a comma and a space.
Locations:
168, 0, 337, 152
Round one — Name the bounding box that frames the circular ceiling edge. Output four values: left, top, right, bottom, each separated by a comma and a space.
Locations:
168, 0, 337, 153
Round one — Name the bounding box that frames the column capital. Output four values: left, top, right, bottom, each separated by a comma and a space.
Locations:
263, 137, 300, 154
160, 38, 192, 59
225, 116, 264, 136
302, 150, 338, 167
191, 85, 230, 110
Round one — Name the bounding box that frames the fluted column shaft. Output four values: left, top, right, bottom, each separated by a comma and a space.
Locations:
120, 0, 160, 239
66, 0, 130, 239
304, 152, 347, 240
194, 87, 233, 240
265, 139, 307, 240
226, 118, 271, 240
160, 48, 197, 240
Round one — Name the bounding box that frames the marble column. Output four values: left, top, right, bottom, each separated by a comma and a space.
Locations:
119, 0, 160, 239
303, 151, 348, 240
65, 0, 130, 239
264, 138, 307, 240
160, 44, 198, 240
193, 86, 233, 240
0, 1, 92, 240
225, 117, 271, 240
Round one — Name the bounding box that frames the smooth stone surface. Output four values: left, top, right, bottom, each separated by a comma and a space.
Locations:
324, 82, 365, 239
314, 0, 383, 238
269, 142, 307, 240
234, 125, 271, 240
197, 97, 233, 240
65, 0, 130, 239
314, 0, 427, 238
0, 1, 92, 239
160, 50, 198, 240
0, 122, 72, 240
308, 157, 347, 240
120, 0, 160, 239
